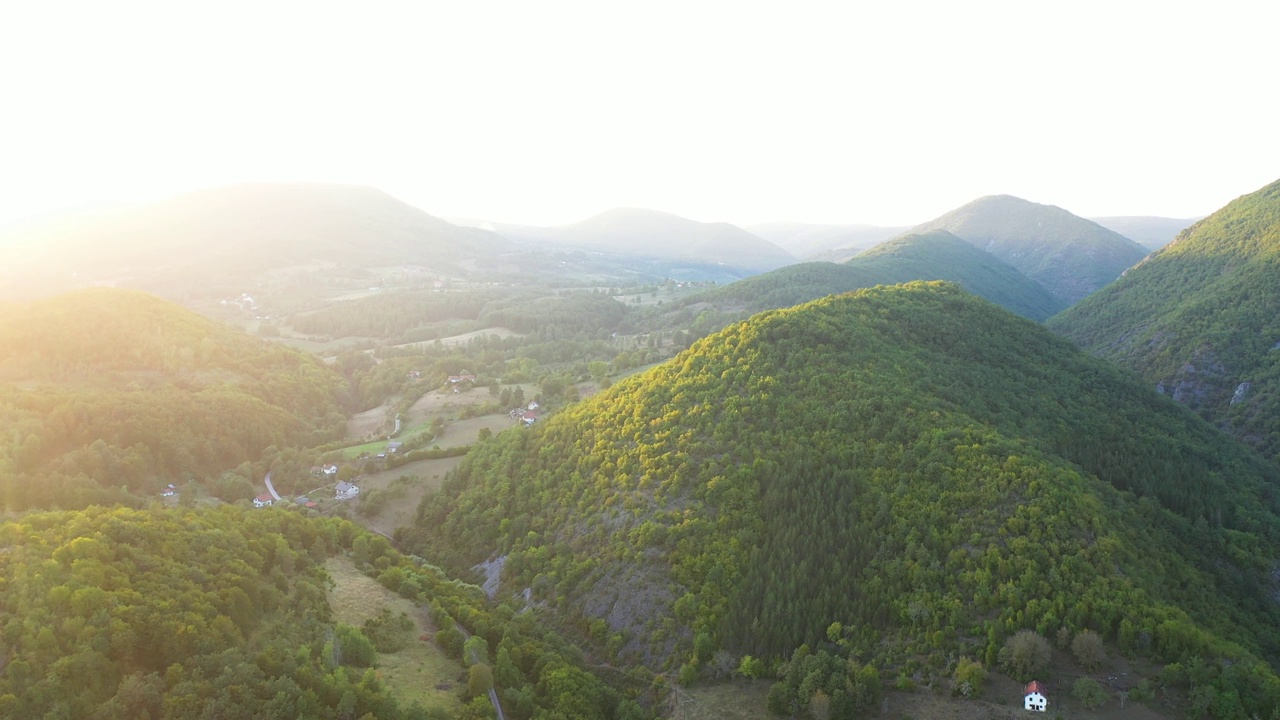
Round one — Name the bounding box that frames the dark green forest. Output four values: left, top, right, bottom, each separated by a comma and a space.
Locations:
1049, 177, 1280, 463
407, 282, 1280, 716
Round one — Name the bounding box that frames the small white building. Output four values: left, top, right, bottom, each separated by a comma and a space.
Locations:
335, 482, 360, 500
1023, 680, 1048, 712
253, 493, 274, 508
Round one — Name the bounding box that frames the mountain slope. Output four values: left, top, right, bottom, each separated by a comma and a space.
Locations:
1090, 215, 1200, 250
0, 288, 347, 508
0, 183, 510, 298
914, 195, 1149, 304
682, 230, 1064, 321
533, 208, 796, 274
1049, 178, 1280, 462
410, 282, 1280, 713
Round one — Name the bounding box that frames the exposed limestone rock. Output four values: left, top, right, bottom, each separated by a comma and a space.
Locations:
1231, 382, 1252, 406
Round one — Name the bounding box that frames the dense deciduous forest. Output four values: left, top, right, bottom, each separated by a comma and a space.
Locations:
407, 282, 1280, 716
1049, 178, 1280, 464
0, 505, 650, 720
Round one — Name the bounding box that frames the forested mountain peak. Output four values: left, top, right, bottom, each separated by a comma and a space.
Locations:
913, 194, 1149, 305
411, 281, 1280, 712
1049, 176, 1280, 463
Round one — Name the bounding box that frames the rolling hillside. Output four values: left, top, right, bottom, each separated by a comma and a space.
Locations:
0, 183, 510, 299
680, 230, 1064, 321
914, 195, 1149, 304
1049, 177, 1280, 463
0, 288, 348, 509
410, 282, 1280, 714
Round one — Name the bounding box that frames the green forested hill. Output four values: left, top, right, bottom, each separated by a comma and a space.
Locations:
679, 230, 1063, 321
0, 506, 644, 720
913, 195, 1149, 305
0, 288, 347, 509
409, 282, 1280, 714
1048, 178, 1280, 463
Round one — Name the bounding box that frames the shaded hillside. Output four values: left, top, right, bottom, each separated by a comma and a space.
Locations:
914, 195, 1148, 304
0, 288, 347, 509
1090, 215, 1200, 250
410, 283, 1280, 714
746, 222, 904, 258
1049, 178, 1280, 462
509, 208, 796, 276
681, 230, 1063, 321
0, 183, 509, 299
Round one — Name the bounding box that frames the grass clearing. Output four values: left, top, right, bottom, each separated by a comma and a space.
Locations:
680, 680, 772, 720
391, 326, 523, 350
356, 457, 467, 537
325, 556, 465, 716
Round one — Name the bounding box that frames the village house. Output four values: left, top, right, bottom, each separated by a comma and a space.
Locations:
447, 371, 477, 383
253, 494, 274, 508
335, 482, 360, 500
522, 410, 538, 426
1023, 680, 1047, 712
386, 441, 402, 454
160, 483, 177, 498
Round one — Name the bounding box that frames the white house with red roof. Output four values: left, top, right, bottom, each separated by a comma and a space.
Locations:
1023, 680, 1047, 711
253, 493, 274, 508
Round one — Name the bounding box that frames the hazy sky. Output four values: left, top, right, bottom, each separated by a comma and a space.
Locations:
2, 0, 1277, 229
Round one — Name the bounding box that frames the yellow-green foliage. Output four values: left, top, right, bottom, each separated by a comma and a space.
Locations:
410, 282, 1280, 715
0, 289, 348, 508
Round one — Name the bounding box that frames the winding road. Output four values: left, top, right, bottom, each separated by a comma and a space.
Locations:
264, 471, 282, 502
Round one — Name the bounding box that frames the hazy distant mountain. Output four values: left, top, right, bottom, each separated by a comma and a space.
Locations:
913, 195, 1149, 305
1090, 215, 1201, 250
691, 230, 1063, 320
489, 208, 796, 276
746, 221, 906, 258
1050, 177, 1280, 462
0, 183, 509, 298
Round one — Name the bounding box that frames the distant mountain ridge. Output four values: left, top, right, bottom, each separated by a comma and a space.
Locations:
913, 194, 1149, 304
1049, 177, 1280, 462
487, 207, 797, 276
1090, 215, 1200, 250
746, 221, 906, 258
688, 229, 1063, 321
0, 183, 510, 299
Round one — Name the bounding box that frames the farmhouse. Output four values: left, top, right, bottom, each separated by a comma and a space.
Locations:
253, 494, 274, 508
335, 482, 360, 500
1023, 680, 1047, 712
